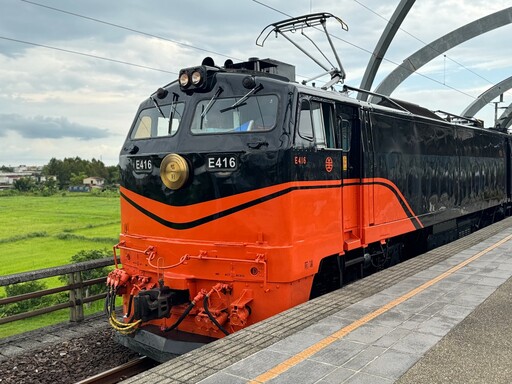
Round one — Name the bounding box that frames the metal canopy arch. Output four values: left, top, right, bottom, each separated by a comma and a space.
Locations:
358, 0, 416, 101
496, 104, 512, 130
461, 76, 512, 117
373, 7, 512, 97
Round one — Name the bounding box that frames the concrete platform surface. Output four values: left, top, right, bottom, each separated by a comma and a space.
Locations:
122, 218, 512, 384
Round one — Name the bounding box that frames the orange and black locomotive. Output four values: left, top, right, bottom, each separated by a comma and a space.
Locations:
106, 14, 511, 361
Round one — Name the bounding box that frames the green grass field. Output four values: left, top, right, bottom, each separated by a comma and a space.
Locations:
0, 193, 121, 337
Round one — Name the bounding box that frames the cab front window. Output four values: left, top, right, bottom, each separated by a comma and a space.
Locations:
131, 102, 184, 139
191, 94, 278, 134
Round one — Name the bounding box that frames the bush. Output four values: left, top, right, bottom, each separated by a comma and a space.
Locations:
0, 281, 53, 318
13, 177, 35, 192
59, 249, 112, 297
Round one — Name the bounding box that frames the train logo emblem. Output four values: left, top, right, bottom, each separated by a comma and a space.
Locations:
325, 157, 333, 173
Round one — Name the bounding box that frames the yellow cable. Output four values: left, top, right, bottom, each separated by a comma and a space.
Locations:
109, 316, 141, 334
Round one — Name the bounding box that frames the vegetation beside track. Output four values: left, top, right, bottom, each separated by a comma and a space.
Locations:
0, 192, 120, 337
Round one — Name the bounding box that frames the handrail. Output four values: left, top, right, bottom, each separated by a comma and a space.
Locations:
0, 257, 119, 326
0, 257, 118, 286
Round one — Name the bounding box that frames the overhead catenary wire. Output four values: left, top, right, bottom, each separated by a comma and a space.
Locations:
252, 0, 479, 100
0, 35, 178, 75
255, 0, 512, 104
19, 0, 240, 61
351, 0, 506, 90
8, 0, 501, 103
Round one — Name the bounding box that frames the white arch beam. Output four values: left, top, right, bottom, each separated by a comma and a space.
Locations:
461, 76, 512, 117
357, 0, 416, 101
496, 103, 512, 130
373, 7, 512, 97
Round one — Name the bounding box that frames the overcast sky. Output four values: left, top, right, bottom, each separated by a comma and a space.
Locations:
1, 0, 511, 166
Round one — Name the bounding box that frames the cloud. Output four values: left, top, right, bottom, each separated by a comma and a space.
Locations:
1, 113, 110, 140
0, 0, 510, 166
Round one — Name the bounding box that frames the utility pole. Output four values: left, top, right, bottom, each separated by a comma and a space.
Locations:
493, 94, 504, 125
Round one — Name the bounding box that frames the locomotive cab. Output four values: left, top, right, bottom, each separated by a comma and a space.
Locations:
108, 57, 316, 357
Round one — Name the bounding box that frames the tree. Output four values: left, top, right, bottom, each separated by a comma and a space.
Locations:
43, 177, 58, 194
70, 171, 88, 186
106, 165, 120, 185
0, 166, 14, 172
59, 249, 112, 299
42, 157, 116, 189
13, 177, 35, 192
87, 158, 109, 179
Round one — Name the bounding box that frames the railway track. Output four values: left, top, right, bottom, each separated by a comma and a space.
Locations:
75, 356, 157, 384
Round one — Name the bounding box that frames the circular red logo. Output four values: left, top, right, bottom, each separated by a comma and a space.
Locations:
325, 157, 333, 172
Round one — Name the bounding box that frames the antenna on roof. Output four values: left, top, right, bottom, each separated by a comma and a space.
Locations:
256, 12, 348, 89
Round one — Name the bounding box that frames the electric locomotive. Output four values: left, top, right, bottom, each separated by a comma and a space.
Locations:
106, 13, 511, 361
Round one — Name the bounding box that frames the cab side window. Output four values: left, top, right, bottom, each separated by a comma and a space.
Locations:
336, 103, 356, 152
296, 98, 335, 149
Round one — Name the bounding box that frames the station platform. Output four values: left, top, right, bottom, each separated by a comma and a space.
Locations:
123, 217, 512, 384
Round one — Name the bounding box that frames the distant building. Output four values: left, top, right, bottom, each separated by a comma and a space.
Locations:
0, 165, 54, 189
83, 177, 105, 189
68, 185, 91, 192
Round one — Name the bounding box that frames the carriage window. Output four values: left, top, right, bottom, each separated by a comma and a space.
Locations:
297, 99, 335, 148
191, 94, 278, 134
131, 102, 184, 139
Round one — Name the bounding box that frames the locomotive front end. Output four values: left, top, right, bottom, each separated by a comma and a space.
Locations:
106, 58, 302, 359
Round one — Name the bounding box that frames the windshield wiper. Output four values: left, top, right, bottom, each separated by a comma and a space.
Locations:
150, 96, 166, 119
168, 92, 180, 134
220, 83, 263, 113
200, 86, 224, 118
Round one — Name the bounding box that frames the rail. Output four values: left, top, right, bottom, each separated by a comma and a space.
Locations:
0, 257, 118, 325
74, 356, 157, 384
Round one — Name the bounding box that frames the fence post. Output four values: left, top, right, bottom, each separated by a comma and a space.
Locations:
68, 272, 84, 322
74, 271, 84, 322
68, 272, 77, 322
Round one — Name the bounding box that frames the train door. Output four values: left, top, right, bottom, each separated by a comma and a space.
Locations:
336, 103, 363, 250
294, 96, 342, 238
296, 96, 344, 296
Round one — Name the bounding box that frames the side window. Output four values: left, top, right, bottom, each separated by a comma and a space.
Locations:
340, 118, 351, 151
296, 98, 335, 149
131, 103, 184, 140
298, 99, 314, 141
336, 104, 357, 151
311, 102, 326, 148
133, 116, 152, 139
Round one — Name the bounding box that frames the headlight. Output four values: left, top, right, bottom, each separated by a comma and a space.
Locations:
191, 70, 202, 85
179, 72, 190, 87
160, 153, 189, 190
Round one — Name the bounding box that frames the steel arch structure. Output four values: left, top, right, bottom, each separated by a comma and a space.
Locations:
461, 76, 512, 118
357, 0, 416, 101
497, 104, 512, 130
372, 7, 512, 97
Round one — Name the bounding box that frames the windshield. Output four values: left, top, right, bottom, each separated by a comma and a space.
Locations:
191, 94, 278, 134
131, 102, 185, 139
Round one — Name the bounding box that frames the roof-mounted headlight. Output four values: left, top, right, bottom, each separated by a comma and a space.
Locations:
179, 71, 190, 88
178, 64, 218, 92
191, 70, 203, 85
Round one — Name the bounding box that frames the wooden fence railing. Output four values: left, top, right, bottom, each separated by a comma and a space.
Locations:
0, 257, 118, 325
